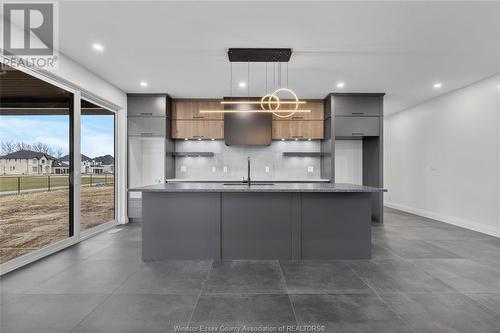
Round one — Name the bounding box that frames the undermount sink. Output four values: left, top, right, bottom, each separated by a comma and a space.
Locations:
223, 183, 275, 186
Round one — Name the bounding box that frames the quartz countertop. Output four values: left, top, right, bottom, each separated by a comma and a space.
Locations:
129, 182, 386, 193
166, 178, 331, 183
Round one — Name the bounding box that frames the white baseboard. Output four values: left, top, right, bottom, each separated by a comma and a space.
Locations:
384, 201, 500, 238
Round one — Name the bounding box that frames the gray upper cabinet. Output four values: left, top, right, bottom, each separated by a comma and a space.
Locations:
334, 117, 380, 138
128, 95, 167, 117
334, 96, 380, 117
128, 117, 166, 137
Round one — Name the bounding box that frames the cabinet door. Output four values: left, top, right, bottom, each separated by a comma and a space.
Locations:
272, 100, 324, 121
334, 96, 380, 117
172, 100, 223, 120
334, 117, 379, 137
208, 120, 224, 139
128, 117, 166, 137
171, 120, 210, 139
272, 121, 323, 139
128, 96, 166, 117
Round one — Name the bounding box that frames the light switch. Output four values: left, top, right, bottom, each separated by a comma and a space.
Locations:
212, 166, 217, 173
180, 165, 187, 172
223, 166, 228, 173
307, 166, 314, 173
265, 166, 270, 173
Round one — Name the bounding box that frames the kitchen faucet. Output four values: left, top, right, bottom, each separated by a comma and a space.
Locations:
244, 156, 251, 186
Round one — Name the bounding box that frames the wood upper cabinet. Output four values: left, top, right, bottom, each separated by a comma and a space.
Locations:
171, 120, 224, 139
272, 121, 324, 140
272, 100, 324, 121
172, 99, 223, 120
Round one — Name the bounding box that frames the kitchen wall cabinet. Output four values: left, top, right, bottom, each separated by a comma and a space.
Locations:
128, 117, 166, 137
171, 120, 224, 139
128, 95, 168, 117
272, 120, 324, 139
333, 96, 381, 117
334, 117, 380, 138
172, 99, 223, 120
272, 100, 324, 121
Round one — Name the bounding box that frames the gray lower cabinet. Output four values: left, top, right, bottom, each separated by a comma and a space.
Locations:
128, 95, 167, 117
334, 96, 381, 117
128, 198, 142, 219
128, 117, 166, 137
334, 116, 380, 138
221, 193, 296, 260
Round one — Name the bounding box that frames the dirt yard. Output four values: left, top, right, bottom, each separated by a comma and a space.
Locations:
0, 185, 114, 263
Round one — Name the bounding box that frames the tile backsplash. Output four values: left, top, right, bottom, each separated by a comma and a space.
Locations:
174, 140, 322, 180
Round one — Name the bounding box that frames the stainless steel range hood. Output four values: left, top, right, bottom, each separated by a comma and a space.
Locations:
223, 98, 272, 146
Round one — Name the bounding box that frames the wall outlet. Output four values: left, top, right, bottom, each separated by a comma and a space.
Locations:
211, 166, 217, 173
223, 166, 228, 173
265, 166, 270, 173
180, 165, 187, 172
307, 166, 314, 173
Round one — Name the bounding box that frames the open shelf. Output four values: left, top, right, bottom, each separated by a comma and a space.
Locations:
283, 152, 324, 157
172, 152, 215, 157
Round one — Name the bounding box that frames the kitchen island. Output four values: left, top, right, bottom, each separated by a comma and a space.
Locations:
129, 183, 386, 260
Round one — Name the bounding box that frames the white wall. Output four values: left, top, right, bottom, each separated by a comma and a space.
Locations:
385, 75, 500, 237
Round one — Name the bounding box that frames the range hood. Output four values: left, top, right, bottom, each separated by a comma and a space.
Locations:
224, 97, 272, 146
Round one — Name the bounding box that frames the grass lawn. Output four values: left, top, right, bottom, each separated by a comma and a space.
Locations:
0, 175, 114, 192
0, 185, 115, 263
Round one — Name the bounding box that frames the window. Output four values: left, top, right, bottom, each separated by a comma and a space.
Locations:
80, 99, 116, 231
0, 64, 73, 264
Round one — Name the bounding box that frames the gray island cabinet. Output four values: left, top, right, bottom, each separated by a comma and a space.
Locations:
129, 183, 386, 260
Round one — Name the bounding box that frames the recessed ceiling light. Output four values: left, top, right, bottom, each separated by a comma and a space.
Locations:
92, 43, 104, 52
139, 81, 148, 87
238, 82, 247, 88
336, 82, 345, 88
433, 82, 442, 89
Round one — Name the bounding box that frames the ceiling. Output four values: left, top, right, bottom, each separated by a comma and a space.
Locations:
58, 1, 500, 114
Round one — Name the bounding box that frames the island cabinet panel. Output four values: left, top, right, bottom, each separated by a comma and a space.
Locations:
172, 99, 223, 120
221, 193, 294, 260
142, 192, 220, 260
171, 120, 224, 139
333, 96, 381, 117
272, 120, 324, 139
272, 100, 324, 121
301, 192, 371, 259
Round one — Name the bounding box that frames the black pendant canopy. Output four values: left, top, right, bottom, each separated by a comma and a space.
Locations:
227, 48, 292, 62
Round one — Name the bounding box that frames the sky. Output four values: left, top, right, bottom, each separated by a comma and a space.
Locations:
0, 115, 114, 158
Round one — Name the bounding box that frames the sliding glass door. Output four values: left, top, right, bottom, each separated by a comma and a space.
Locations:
0, 64, 73, 263
80, 100, 116, 231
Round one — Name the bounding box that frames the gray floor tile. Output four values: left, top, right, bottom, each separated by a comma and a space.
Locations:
85, 240, 142, 261
348, 259, 456, 293
409, 258, 500, 293
371, 242, 402, 260
116, 260, 212, 295
26, 259, 141, 294
280, 261, 373, 294
203, 261, 286, 294
465, 293, 500, 317
1, 258, 78, 294
190, 294, 296, 327
379, 239, 462, 259
290, 294, 412, 333
1, 294, 107, 333
427, 240, 500, 260
71, 294, 197, 333
381, 292, 500, 333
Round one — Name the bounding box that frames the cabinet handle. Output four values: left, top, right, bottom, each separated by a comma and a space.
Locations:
192, 116, 205, 119
140, 112, 153, 116
352, 132, 364, 136
140, 133, 153, 136
352, 112, 364, 115
292, 135, 304, 138
193, 135, 205, 138
292, 116, 304, 120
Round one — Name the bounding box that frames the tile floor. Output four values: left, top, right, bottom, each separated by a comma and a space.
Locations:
1, 207, 500, 333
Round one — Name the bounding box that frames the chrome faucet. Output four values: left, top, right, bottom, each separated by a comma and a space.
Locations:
244, 156, 251, 186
